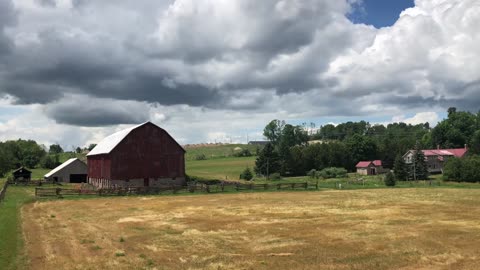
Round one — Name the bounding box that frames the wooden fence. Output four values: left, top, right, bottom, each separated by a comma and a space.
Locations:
35, 181, 319, 198
0, 181, 8, 203
8, 180, 56, 186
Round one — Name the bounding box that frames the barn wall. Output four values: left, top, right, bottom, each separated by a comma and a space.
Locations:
356, 168, 368, 175
45, 160, 88, 182
109, 123, 185, 181
87, 155, 111, 180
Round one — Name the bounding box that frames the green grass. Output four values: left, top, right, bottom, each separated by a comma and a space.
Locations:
186, 156, 256, 180
184, 144, 261, 161
0, 186, 36, 270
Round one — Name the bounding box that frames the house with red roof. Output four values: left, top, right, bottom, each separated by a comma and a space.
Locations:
356, 160, 385, 175
403, 145, 468, 173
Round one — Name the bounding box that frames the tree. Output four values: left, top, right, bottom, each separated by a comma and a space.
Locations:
49, 144, 64, 154
240, 167, 253, 181
75, 147, 82, 154
345, 134, 378, 163
393, 155, 408, 181
384, 171, 396, 187
263, 120, 285, 145
409, 144, 429, 180
254, 143, 281, 177
88, 144, 97, 151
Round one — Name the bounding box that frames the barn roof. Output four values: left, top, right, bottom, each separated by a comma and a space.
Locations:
404, 148, 468, 158
44, 158, 85, 178
87, 122, 184, 156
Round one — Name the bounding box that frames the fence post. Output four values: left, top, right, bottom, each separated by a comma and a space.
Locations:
315, 180, 319, 190
35, 187, 38, 197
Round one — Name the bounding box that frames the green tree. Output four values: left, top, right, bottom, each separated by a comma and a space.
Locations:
393, 155, 408, 181
409, 144, 429, 180
88, 144, 97, 151
254, 143, 281, 177
263, 120, 285, 145
384, 171, 396, 187
240, 167, 253, 181
49, 144, 64, 154
75, 147, 82, 154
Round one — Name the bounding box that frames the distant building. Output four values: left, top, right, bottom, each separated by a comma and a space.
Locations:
356, 160, 385, 175
44, 158, 88, 183
248, 141, 270, 146
87, 122, 186, 188
403, 146, 468, 173
12, 167, 32, 182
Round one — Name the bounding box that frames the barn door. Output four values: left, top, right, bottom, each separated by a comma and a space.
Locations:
144, 178, 149, 187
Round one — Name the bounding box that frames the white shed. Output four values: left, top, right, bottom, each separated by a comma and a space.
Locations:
44, 158, 88, 183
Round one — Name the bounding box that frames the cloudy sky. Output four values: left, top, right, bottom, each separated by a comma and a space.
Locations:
0, 0, 479, 148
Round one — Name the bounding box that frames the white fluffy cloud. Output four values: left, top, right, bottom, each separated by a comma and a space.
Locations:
0, 0, 479, 146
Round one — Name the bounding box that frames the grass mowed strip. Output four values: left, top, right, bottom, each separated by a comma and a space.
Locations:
23, 189, 480, 270
0, 186, 35, 270
186, 156, 255, 180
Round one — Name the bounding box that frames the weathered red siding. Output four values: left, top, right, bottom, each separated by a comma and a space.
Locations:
88, 154, 112, 179
87, 123, 185, 181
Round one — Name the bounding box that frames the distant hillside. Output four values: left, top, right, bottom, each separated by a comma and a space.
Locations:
184, 144, 262, 161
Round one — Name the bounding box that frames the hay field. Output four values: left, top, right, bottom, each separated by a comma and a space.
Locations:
22, 189, 480, 270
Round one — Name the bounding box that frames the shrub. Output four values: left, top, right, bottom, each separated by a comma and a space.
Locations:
195, 154, 207, 160
269, 173, 282, 181
307, 169, 319, 179
240, 167, 253, 181
444, 156, 480, 182
233, 149, 252, 157
318, 167, 348, 179
384, 171, 396, 187
186, 175, 221, 185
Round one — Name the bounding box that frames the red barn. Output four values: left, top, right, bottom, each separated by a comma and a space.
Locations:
87, 122, 185, 188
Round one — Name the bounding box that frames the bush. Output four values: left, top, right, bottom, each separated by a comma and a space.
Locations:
384, 171, 396, 187
269, 173, 282, 181
195, 154, 207, 160
240, 167, 253, 181
233, 149, 252, 157
307, 169, 319, 179
444, 156, 480, 182
318, 167, 347, 179
186, 175, 221, 185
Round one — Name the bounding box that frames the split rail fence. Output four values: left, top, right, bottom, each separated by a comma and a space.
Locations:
0, 181, 8, 203
35, 181, 319, 198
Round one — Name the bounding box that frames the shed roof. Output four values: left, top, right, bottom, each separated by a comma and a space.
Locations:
44, 158, 85, 178
356, 161, 373, 168
87, 122, 185, 156
12, 167, 31, 174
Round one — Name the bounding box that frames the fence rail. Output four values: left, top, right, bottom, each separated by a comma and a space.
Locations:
35, 181, 319, 198
0, 181, 8, 203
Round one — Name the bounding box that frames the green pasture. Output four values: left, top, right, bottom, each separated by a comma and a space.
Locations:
186, 156, 256, 180
184, 144, 261, 161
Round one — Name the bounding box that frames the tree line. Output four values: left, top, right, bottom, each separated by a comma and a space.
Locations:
255, 108, 480, 178
0, 140, 96, 177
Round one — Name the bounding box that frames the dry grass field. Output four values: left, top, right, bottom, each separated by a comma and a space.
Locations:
22, 189, 480, 270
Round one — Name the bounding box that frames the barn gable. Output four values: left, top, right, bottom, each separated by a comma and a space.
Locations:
87, 122, 185, 157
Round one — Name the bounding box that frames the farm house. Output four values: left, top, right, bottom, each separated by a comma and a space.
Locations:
44, 158, 88, 183
87, 122, 185, 188
403, 145, 468, 173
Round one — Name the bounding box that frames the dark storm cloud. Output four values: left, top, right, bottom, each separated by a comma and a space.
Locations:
45, 95, 151, 127
0, 0, 16, 56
